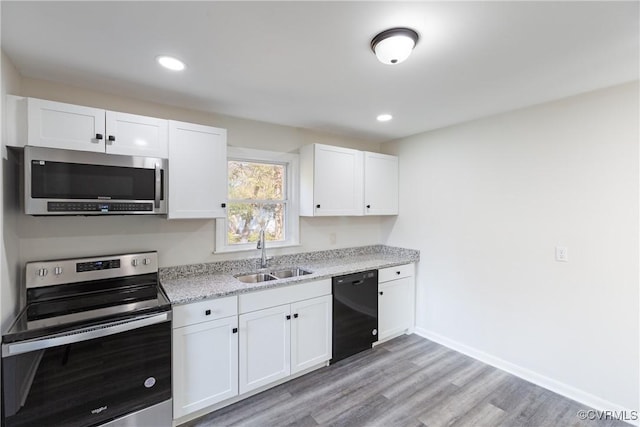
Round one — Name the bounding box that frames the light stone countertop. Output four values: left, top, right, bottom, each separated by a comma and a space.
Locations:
160, 245, 419, 305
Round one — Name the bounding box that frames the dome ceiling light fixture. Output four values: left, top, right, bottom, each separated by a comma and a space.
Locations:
370, 27, 419, 65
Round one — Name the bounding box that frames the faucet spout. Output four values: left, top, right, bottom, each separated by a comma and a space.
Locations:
257, 229, 268, 268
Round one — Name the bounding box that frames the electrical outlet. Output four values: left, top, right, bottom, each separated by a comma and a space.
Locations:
555, 246, 568, 262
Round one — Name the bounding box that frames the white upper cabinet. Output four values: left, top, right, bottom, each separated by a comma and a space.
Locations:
105, 111, 168, 157
300, 144, 364, 216
364, 152, 399, 215
12, 97, 169, 158
26, 98, 106, 152
168, 121, 227, 219
300, 143, 398, 216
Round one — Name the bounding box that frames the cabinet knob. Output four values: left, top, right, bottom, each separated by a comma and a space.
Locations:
221, 203, 226, 208
379, 291, 384, 295
205, 309, 211, 316
366, 205, 371, 209
316, 204, 321, 209
95, 133, 103, 140
232, 328, 238, 334
293, 313, 299, 319
286, 315, 291, 320
107, 135, 116, 142
396, 271, 401, 275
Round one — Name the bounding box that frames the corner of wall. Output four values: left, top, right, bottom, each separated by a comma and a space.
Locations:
1, 49, 23, 331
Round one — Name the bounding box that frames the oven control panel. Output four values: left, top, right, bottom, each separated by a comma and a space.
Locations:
26, 252, 158, 288
76, 259, 121, 272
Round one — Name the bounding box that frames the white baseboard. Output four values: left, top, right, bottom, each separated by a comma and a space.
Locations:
414, 327, 638, 426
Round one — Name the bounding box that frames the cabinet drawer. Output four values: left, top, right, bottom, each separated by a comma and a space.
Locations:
379, 263, 414, 283
239, 279, 331, 314
173, 296, 238, 328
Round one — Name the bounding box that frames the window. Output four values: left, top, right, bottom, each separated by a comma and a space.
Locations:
215, 147, 299, 253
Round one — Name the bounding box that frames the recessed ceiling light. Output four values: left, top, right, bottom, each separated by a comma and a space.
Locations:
377, 114, 393, 122
156, 55, 185, 71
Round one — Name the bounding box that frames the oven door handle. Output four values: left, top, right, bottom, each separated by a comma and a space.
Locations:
2, 312, 171, 357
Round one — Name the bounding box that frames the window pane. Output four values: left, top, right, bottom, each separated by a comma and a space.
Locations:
227, 202, 285, 244
228, 161, 285, 201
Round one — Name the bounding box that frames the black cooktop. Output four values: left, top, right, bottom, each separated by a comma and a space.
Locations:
3, 273, 170, 344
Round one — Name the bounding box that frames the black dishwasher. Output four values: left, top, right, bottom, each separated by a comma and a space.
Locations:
332, 270, 378, 363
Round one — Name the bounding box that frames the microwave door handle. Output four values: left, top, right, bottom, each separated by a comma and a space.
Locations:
154, 163, 161, 209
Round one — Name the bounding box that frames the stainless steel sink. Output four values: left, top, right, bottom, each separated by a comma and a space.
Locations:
235, 272, 278, 283
270, 267, 312, 279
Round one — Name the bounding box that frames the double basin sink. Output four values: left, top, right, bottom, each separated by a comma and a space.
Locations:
235, 267, 312, 283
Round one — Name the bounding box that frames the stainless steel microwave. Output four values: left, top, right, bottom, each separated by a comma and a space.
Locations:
24, 146, 168, 215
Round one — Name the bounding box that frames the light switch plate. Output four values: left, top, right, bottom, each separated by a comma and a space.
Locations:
555, 246, 568, 262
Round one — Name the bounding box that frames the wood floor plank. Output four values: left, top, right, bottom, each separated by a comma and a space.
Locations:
450, 402, 507, 427
181, 335, 624, 427
417, 367, 512, 427
310, 359, 424, 424
315, 393, 395, 427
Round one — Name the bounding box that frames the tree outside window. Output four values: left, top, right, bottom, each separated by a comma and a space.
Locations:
227, 160, 286, 245
215, 147, 299, 253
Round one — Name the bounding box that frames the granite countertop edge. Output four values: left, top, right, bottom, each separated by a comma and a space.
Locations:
160, 245, 419, 305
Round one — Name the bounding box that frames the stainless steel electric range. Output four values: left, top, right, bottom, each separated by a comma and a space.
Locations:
1, 252, 172, 427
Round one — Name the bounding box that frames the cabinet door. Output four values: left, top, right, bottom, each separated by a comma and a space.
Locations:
105, 111, 168, 158
239, 304, 291, 394
313, 144, 363, 216
379, 277, 413, 340
168, 121, 227, 219
27, 98, 105, 152
172, 316, 239, 419
364, 152, 398, 215
291, 295, 332, 374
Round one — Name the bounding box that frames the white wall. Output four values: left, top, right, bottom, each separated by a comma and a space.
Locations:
1, 50, 22, 331
381, 82, 639, 412
1, 70, 384, 331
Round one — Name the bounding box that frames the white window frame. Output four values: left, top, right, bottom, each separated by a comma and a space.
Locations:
215, 147, 300, 253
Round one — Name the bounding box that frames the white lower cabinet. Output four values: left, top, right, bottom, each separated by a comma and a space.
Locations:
172, 297, 239, 419
378, 264, 415, 341
239, 304, 291, 394
238, 280, 332, 394
173, 279, 333, 420
291, 295, 332, 374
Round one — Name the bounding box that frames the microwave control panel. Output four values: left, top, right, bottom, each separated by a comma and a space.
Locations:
47, 202, 153, 213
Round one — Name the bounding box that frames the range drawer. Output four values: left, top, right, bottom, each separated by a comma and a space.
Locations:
379, 263, 414, 283
173, 295, 238, 328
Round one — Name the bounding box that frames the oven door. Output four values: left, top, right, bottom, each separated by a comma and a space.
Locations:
24, 146, 167, 215
2, 313, 171, 427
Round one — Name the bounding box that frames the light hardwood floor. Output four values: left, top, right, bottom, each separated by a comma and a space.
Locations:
182, 334, 629, 427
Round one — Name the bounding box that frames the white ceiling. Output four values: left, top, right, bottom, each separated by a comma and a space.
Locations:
2, 1, 638, 142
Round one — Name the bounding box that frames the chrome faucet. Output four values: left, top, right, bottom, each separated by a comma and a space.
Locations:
257, 229, 269, 268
